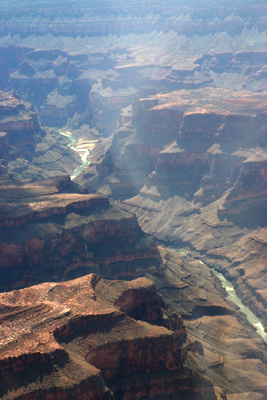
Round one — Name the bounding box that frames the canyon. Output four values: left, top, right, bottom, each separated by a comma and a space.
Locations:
0, 1, 266, 399
1, 274, 209, 400
0, 175, 161, 291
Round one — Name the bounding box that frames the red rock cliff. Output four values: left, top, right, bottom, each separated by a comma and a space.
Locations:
0, 175, 162, 291
0, 274, 216, 400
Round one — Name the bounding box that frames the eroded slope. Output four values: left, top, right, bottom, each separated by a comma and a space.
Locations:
0, 273, 215, 400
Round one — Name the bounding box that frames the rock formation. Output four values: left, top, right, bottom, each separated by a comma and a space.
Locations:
218, 158, 267, 226
0, 90, 41, 153
0, 90, 80, 180
0, 175, 162, 292
0, 273, 216, 400
0, 1, 266, 399
150, 247, 267, 399
100, 86, 267, 335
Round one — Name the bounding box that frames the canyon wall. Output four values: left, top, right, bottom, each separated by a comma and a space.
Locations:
0, 90, 81, 180
0, 274, 216, 400
111, 91, 267, 333
0, 175, 162, 292
0, 2, 266, 399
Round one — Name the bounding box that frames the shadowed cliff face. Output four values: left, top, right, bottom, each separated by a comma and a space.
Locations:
110, 102, 266, 333
218, 159, 267, 227
147, 247, 267, 398
0, 175, 162, 292
92, 88, 266, 202
112, 93, 267, 334
0, 91, 42, 158
0, 2, 266, 400
0, 90, 81, 180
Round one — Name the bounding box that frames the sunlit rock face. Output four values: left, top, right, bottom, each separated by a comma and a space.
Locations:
0, 273, 216, 400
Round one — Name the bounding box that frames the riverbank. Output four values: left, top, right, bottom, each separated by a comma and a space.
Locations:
212, 267, 267, 344
146, 246, 267, 398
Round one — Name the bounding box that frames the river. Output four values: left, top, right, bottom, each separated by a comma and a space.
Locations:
210, 265, 267, 343
58, 134, 267, 344
60, 131, 90, 180
173, 248, 267, 343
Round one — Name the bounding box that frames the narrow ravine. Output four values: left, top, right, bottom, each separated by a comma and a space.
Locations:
60, 131, 90, 180
211, 267, 267, 343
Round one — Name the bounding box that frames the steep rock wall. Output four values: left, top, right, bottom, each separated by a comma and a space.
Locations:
0, 274, 216, 400
0, 90, 80, 180
0, 175, 162, 291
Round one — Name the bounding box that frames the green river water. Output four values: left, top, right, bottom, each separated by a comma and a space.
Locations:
174, 250, 267, 343
60, 131, 89, 180
212, 268, 267, 343
59, 134, 267, 345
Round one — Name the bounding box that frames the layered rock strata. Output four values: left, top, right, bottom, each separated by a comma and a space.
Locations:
218, 159, 267, 226
90, 88, 266, 200
0, 3, 266, 37
0, 90, 41, 154
0, 273, 216, 400
0, 175, 161, 291
119, 188, 267, 328
108, 89, 267, 334
147, 247, 267, 400
0, 4, 266, 136
0, 3, 266, 400
0, 90, 80, 180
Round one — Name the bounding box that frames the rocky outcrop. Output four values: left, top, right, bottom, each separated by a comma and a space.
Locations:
0, 90, 81, 180
0, 175, 162, 291
91, 87, 266, 201
218, 159, 267, 227
40, 78, 93, 127
1, 8, 265, 138
194, 144, 244, 205
151, 144, 210, 198
120, 186, 267, 328
0, 3, 266, 399
150, 247, 267, 399
111, 88, 267, 342
94, 99, 180, 198
8, 49, 94, 128
0, 273, 216, 400
0, 90, 41, 149
93, 275, 186, 341
196, 51, 267, 92
202, 227, 267, 327
89, 85, 137, 137
0, 132, 9, 154
0, 90, 43, 176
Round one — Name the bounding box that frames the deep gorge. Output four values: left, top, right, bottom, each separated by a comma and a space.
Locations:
0, 1, 266, 399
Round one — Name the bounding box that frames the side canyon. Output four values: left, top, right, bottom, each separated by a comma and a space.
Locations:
0, 1, 266, 399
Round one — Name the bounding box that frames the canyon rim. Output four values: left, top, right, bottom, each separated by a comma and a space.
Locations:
0, 1, 266, 399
